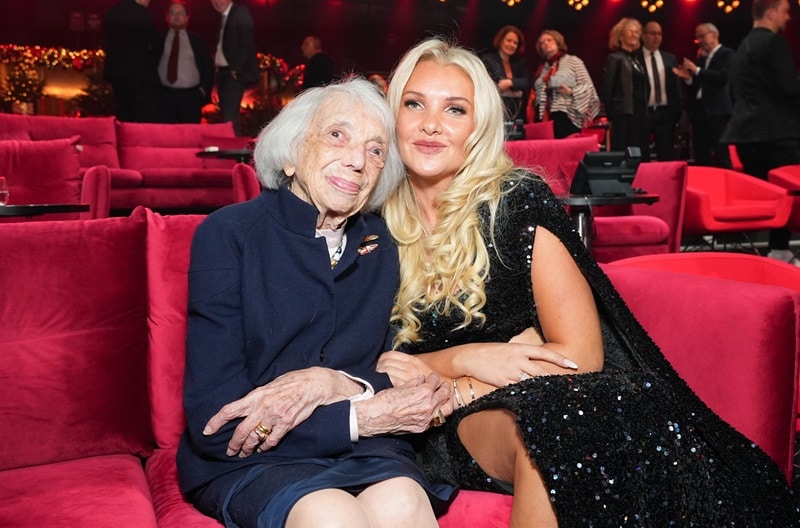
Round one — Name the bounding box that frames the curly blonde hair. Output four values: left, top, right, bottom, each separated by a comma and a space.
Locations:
383, 38, 527, 347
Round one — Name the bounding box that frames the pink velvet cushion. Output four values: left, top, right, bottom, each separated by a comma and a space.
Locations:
438, 491, 513, 527
0, 455, 158, 528
117, 121, 235, 170
592, 215, 669, 246
138, 168, 234, 188
133, 207, 205, 449
0, 113, 32, 140
26, 115, 120, 168
0, 216, 152, 470
146, 448, 224, 527
0, 136, 81, 209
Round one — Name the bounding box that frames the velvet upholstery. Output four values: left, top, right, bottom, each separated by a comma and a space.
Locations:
610, 252, 800, 438
232, 162, 261, 203
0, 114, 241, 212
504, 136, 600, 195
591, 161, 687, 262
0, 455, 158, 528
522, 120, 555, 140
3, 213, 797, 526
683, 166, 793, 236
0, 136, 81, 214
0, 216, 151, 472
768, 164, 800, 234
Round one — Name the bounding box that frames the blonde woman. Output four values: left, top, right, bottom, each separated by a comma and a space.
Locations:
378, 38, 800, 527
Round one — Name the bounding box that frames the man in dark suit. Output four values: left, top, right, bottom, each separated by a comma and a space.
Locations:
103, 0, 161, 122
157, 1, 214, 124
300, 35, 335, 90
210, 0, 259, 136
721, 0, 800, 264
639, 21, 682, 161
673, 23, 734, 168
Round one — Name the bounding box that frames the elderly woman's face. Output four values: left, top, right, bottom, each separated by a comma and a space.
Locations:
285, 95, 388, 226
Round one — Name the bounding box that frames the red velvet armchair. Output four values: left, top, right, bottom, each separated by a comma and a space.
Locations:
232, 163, 261, 203
0, 136, 110, 221
609, 251, 800, 436
504, 136, 600, 195
591, 161, 687, 262
682, 166, 792, 243
768, 164, 800, 239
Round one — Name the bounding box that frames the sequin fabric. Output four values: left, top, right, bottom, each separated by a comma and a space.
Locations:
405, 176, 800, 526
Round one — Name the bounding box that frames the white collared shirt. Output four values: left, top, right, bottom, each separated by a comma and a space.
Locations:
158, 29, 201, 88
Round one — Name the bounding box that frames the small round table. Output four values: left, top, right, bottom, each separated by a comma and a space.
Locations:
195, 148, 253, 164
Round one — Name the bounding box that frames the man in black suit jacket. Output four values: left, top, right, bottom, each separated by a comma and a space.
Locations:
721, 0, 800, 263
103, 0, 161, 122
300, 36, 335, 90
157, 1, 214, 123
673, 23, 734, 168
639, 21, 682, 161
210, 0, 259, 135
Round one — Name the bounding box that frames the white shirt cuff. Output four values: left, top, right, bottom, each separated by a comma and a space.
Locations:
338, 371, 375, 442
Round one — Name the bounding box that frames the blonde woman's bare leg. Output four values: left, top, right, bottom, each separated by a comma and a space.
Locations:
285, 488, 371, 528
358, 477, 439, 528
457, 408, 558, 528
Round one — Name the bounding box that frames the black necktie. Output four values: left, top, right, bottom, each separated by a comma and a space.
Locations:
167, 31, 179, 84
650, 52, 662, 107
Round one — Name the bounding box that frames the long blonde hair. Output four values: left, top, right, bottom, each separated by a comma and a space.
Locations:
384, 38, 524, 346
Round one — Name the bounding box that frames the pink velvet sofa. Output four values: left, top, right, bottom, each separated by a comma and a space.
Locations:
0, 113, 247, 212
0, 211, 796, 527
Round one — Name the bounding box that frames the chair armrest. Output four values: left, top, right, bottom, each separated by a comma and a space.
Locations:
81, 165, 111, 219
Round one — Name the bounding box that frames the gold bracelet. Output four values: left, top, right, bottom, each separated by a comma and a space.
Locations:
467, 376, 476, 402
453, 378, 465, 408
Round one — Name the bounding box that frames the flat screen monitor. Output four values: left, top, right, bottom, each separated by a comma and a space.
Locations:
569, 147, 641, 196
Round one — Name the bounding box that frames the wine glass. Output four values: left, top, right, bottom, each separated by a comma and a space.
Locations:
0, 177, 8, 206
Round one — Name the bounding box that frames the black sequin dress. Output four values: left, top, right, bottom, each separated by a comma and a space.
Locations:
404, 176, 800, 526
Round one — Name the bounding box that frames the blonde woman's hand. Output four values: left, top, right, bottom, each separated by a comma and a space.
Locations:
377, 350, 433, 386
459, 340, 578, 388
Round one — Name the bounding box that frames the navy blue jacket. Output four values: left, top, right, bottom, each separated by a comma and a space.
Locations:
177, 188, 404, 493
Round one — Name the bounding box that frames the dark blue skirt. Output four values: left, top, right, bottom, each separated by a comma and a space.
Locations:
216, 454, 456, 528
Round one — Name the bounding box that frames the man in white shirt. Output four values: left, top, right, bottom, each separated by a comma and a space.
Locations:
157, 1, 213, 123
639, 21, 682, 161
673, 23, 734, 168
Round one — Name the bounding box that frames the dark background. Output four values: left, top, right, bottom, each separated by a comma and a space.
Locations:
2, 0, 797, 83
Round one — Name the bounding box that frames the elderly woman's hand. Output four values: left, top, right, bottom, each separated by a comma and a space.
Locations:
355, 374, 453, 436
203, 367, 363, 458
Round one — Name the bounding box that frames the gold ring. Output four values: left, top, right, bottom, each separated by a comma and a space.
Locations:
254, 422, 272, 440
518, 372, 532, 382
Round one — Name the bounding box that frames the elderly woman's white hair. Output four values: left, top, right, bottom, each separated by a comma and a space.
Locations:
252, 76, 404, 211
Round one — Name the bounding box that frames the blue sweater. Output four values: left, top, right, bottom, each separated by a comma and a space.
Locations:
177, 188, 407, 493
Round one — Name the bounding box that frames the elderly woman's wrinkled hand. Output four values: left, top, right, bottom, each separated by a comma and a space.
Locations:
203, 367, 363, 458
355, 374, 453, 436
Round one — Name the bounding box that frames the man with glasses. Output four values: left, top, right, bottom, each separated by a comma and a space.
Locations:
673, 23, 734, 168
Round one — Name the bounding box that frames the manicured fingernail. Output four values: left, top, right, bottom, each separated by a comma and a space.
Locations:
564, 359, 578, 369
203, 426, 211, 435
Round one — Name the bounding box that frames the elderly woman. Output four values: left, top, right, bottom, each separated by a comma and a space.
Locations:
177, 77, 455, 528
602, 18, 650, 158
533, 29, 599, 138
480, 25, 531, 123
